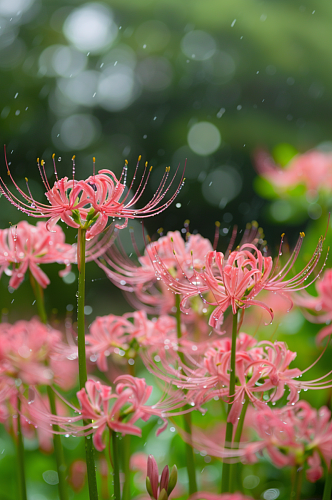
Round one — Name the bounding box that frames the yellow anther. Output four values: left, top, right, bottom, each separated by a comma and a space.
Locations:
183, 177, 186, 182
215, 221, 220, 227
125, 159, 128, 165
170, 237, 174, 242
41, 160, 45, 166
184, 219, 190, 225
157, 227, 163, 234
173, 250, 176, 255
145, 161, 148, 167
25, 177, 28, 182
52, 153, 55, 159
252, 220, 258, 228
72, 155, 75, 160
93, 157, 95, 162
37, 158, 39, 163
138, 155, 141, 161
300, 232, 305, 238
149, 166, 153, 172
281, 233, 285, 238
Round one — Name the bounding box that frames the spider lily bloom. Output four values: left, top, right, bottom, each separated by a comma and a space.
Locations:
97, 229, 213, 317
0, 319, 75, 387
0, 153, 185, 240
243, 401, 332, 482
0, 221, 73, 289
295, 269, 332, 344
151, 231, 325, 329
142, 332, 332, 423
255, 148, 332, 195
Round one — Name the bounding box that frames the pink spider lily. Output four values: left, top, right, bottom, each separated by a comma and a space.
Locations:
150, 231, 325, 329
255, 148, 332, 195
295, 268, 332, 344
0, 221, 73, 289
142, 332, 332, 423
0, 152, 185, 240
0, 319, 76, 387
97, 229, 213, 316
26, 376, 170, 452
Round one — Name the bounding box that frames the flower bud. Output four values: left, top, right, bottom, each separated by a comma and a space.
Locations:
167, 465, 177, 495
157, 489, 168, 500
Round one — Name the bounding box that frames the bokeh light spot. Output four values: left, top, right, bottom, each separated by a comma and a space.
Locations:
187, 122, 221, 156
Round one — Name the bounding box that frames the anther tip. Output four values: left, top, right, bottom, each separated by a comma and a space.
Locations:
281, 233, 285, 238
300, 231, 305, 238
93, 157, 96, 162
37, 158, 39, 163
25, 177, 28, 182
215, 221, 220, 227
72, 155, 76, 160
52, 153, 55, 159
149, 166, 153, 172
124, 159, 128, 165
138, 155, 141, 161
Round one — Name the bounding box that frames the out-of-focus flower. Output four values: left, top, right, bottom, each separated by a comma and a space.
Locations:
68, 460, 87, 492
0, 153, 184, 240
146, 455, 177, 500
295, 268, 332, 344
188, 494, 254, 500
150, 231, 325, 329
0, 221, 72, 289
0, 319, 76, 388
254, 148, 332, 195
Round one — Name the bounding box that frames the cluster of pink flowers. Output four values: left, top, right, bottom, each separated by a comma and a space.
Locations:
255, 148, 332, 195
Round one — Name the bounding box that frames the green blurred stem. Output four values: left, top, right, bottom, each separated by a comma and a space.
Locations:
291, 466, 303, 500
221, 312, 238, 493
77, 227, 99, 500
17, 396, 27, 500
47, 387, 69, 500
29, 274, 69, 500
175, 294, 197, 495
323, 463, 332, 500
29, 273, 47, 324
111, 431, 121, 500
229, 393, 249, 493
121, 434, 131, 500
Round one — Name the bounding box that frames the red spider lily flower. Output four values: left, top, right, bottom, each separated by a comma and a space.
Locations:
150, 231, 325, 329
0, 319, 76, 387
142, 332, 332, 423
26, 376, 169, 452
255, 148, 332, 195
0, 221, 73, 289
295, 268, 332, 344
97, 229, 213, 317
0, 152, 185, 240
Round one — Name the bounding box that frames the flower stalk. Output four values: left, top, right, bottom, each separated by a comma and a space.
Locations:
111, 431, 121, 500
175, 294, 197, 495
121, 434, 131, 500
323, 464, 332, 500
77, 227, 99, 500
229, 393, 249, 493
16, 396, 27, 500
221, 312, 238, 493
30, 273, 69, 500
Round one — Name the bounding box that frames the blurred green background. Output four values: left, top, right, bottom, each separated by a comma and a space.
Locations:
0, 1, 332, 499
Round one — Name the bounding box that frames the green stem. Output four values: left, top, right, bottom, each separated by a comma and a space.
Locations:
111, 431, 121, 500
290, 466, 303, 500
229, 393, 249, 493
323, 463, 332, 500
221, 312, 238, 493
29, 273, 47, 324
29, 274, 69, 500
47, 387, 69, 500
77, 228, 99, 500
17, 396, 27, 500
122, 435, 131, 500
175, 295, 197, 495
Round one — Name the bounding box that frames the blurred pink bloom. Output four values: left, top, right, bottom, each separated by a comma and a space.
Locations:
254, 148, 332, 195
97, 230, 213, 318
295, 268, 332, 343
150, 232, 324, 329
0, 221, 72, 289
0, 318, 75, 387
68, 460, 87, 492
0, 154, 184, 240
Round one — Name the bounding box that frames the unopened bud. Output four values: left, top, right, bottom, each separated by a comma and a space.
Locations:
167, 465, 177, 495
160, 465, 169, 492
146, 477, 155, 499
157, 489, 168, 500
